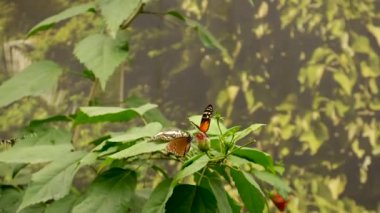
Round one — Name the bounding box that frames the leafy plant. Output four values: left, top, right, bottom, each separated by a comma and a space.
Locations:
0, 0, 290, 212
0, 108, 290, 212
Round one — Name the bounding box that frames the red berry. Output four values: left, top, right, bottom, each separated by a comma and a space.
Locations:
270, 192, 288, 212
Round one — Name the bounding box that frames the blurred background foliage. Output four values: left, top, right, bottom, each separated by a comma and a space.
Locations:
1, 0, 380, 212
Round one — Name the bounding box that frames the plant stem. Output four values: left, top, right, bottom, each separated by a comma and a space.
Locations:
216, 118, 226, 154
197, 167, 207, 185
119, 69, 125, 107
71, 79, 99, 146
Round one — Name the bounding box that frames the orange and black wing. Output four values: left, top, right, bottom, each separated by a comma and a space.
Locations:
199, 104, 213, 133
166, 137, 192, 157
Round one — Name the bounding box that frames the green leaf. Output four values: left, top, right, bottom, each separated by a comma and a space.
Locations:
0, 144, 72, 164
75, 103, 157, 124
298, 65, 325, 89
45, 193, 78, 213
333, 71, 353, 94
18, 151, 86, 211
203, 171, 233, 213
74, 34, 129, 90
19, 204, 46, 213
231, 169, 265, 213
72, 168, 137, 213
165, 185, 217, 213
108, 122, 162, 142
0, 128, 73, 164
27, 3, 95, 37
0, 187, 23, 213
17, 128, 72, 147
99, 0, 142, 36
109, 140, 166, 159
253, 171, 291, 196
233, 124, 265, 142
151, 155, 210, 213
174, 155, 209, 182
166, 11, 186, 21
165, 11, 232, 67
227, 193, 242, 213
299, 121, 329, 155
232, 147, 274, 171
0, 61, 62, 108
125, 96, 171, 127
142, 179, 172, 213
129, 191, 148, 213
222, 126, 241, 138
29, 115, 72, 127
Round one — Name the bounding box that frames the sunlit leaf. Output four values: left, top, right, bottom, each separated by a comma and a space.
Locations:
28, 3, 95, 37
299, 121, 329, 155
74, 34, 129, 89
333, 71, 353, 95
0, 61, 62, 108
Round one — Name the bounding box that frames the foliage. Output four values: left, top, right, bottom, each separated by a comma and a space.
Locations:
0, 0, 290, 212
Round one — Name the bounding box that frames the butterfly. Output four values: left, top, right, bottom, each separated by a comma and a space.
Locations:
151, 104, 213, 157
191, 104, 213, 134
151, 129, 192, 157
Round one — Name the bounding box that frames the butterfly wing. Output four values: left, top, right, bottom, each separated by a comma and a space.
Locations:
199, 104, 213, 133
166, 137, 192, 157
151, 129, 190, 142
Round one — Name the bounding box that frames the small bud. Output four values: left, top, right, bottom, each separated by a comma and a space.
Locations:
194, 132, 210, 152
